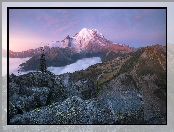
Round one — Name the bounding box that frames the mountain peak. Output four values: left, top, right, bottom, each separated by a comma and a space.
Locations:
81, 28, 88, 31
77, 28, 94, 40
65, 35, 70, 39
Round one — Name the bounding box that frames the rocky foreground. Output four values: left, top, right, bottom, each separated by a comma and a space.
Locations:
9, 71, 145, 124
8, 45, 167, 124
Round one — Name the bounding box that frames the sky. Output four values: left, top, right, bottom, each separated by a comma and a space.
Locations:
9, 8, 166, 52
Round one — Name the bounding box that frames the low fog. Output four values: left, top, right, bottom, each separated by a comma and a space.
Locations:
6, 57, 102, 76
47, 57, 102, 75
2, 57, 31, 76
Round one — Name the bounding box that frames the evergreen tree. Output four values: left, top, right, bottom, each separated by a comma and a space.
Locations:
39, 47, 47, 73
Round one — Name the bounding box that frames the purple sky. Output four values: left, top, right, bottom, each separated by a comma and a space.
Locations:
9, 9, 166, 52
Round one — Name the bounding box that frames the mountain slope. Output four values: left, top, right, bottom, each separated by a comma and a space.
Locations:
111, 46, 166, 123
152, 44, 166, 56
67, 45, 166, 124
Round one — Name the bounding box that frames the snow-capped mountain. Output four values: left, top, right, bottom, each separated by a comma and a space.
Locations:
48, 28, 115, 52
9, 28, 133, 59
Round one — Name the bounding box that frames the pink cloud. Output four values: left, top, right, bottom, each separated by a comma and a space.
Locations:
59, 26, 69, 32
134, 15, 141, 21
63, 11, 69, 15
34, 14, 64, 33
59, 21, 78, 32
36, 16, 41, 21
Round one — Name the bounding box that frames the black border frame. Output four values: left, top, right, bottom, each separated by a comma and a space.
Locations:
7, 6, 167, 125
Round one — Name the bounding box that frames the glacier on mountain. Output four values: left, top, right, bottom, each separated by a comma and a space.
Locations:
47, 28, 115, 52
